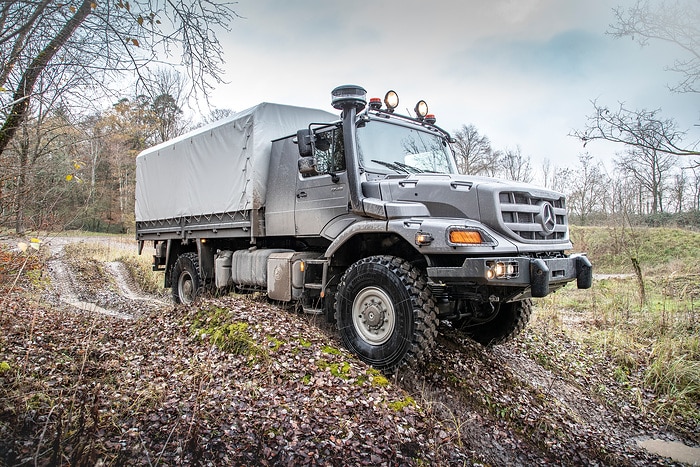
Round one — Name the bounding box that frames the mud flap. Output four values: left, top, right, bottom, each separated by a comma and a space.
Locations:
576, 255, 593, 289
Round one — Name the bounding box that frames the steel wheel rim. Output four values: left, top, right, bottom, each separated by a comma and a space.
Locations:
178, 272, 194, 304
352, 286, 396, 345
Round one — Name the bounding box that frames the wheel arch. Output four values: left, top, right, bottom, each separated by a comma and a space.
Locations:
325, 221, 424, 268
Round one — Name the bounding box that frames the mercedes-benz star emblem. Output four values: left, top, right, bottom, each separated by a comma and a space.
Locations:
538, 202, 556, 234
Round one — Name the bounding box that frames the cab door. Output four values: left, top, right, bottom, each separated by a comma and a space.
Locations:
294, 126, 349, 236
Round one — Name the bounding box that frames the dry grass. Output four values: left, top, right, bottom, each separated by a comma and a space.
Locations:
538, 226, 699, 432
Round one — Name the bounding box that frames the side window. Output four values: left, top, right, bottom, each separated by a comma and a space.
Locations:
306, 126, 345, 177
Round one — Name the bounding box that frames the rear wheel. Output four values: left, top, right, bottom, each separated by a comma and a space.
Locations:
335, 255, 438, 372
459, 299, 532, 346
171, 253, 202, 304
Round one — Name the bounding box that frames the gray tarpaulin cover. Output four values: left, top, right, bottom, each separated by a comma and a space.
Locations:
135, 102, 337, 222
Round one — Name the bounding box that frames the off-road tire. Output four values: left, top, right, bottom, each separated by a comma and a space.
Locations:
462, 299, 532, 346
171, 252, 202, 305
334, 255, 438, 372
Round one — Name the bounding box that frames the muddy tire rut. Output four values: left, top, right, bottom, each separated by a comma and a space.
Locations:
44, 238, 168, 319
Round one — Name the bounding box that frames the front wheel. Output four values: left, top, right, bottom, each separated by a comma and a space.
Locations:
459, 299, 532, 346
334, 256, 438, 372
170, 252, 202, 305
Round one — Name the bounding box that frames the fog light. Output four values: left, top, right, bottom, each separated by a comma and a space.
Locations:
485, 260, 519, 280
495, 263, 506, 277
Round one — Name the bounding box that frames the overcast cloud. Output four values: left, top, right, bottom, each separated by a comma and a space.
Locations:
209, 0, 699, 170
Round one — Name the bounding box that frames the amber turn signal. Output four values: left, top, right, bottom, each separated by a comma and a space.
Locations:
449, 230, 483, 244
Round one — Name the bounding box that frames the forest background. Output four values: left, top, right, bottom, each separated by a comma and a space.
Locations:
0, 0, 698, 235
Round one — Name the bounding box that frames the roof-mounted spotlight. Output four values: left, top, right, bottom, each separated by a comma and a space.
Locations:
384, 90, 399, 112
414, 100, 429, 120
368, 97, 382, 110
331, 85, 367, 111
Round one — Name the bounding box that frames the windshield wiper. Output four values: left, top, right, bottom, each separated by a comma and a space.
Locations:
393, 160, 423, 173
370, 159, 409, 174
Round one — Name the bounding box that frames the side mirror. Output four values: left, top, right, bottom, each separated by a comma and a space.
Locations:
298, 156, 319, 176
296, 129, 314, 157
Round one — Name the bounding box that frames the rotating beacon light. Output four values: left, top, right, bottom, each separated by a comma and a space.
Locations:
368, 97, 382, 110
331, 85, 367, 111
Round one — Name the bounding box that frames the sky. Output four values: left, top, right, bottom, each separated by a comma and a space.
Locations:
208, 0, 699, 172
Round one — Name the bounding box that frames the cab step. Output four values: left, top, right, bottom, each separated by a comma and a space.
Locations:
302, 306, 324, 315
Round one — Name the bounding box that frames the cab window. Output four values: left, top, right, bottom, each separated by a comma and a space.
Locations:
306, 126, 345, 177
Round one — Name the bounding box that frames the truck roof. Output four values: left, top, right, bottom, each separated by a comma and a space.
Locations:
135, 102, 338, 222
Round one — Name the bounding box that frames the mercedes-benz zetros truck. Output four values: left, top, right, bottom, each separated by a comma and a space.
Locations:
135, 85, 592, 371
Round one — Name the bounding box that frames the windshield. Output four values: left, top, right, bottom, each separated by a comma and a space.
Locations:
356, 120, 455, 175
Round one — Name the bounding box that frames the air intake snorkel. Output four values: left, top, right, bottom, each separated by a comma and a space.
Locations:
331, 85, 367, 215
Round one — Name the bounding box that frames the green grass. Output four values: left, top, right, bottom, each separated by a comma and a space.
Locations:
571, 226, 700, 274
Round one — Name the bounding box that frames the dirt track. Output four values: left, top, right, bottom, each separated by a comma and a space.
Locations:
1, 236, 697, 465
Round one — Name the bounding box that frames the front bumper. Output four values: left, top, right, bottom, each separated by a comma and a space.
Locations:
426, 254, 592, 298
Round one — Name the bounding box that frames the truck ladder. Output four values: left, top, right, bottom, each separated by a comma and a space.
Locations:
301, 258, 328, 315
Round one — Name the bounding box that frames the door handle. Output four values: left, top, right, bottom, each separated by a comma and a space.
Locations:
297, 191, 307, 198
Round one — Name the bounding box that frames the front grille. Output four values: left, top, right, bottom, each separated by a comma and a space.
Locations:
498, 191, 568, 241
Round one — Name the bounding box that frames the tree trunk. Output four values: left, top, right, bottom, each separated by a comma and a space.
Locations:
15, 128, 29, 234
0, 0, 93, 159
631, 257, 646, 307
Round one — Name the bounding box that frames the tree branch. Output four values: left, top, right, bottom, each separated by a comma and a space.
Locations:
571, 101, 700, 157
0, 0, 94, 157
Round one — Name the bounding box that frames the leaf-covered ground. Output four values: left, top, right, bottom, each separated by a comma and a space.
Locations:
1, 238, 697, 466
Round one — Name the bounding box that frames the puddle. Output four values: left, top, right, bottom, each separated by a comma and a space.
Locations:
638, 439, 700, 465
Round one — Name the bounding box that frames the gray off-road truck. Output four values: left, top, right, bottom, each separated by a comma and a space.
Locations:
135, 85, 592, 371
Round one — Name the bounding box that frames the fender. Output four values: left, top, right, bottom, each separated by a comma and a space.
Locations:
323, 218, 389, 258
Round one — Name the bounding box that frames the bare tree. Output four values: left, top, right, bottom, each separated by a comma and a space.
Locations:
567, 153, 609, 224
541, 158, 553, 188
452, 124, 499, 175
616, 145, 676, 214
572, 0, 699, 175
609, 0, 700, 94
498, 146, 533, 183
551, 166, 573, 195
0, 0, 237, 161
691, 167, 700, 210
669, 170, 688, 213
4, 61, 85, 233
146, 68, 189, 142
201, 108, 236, 126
